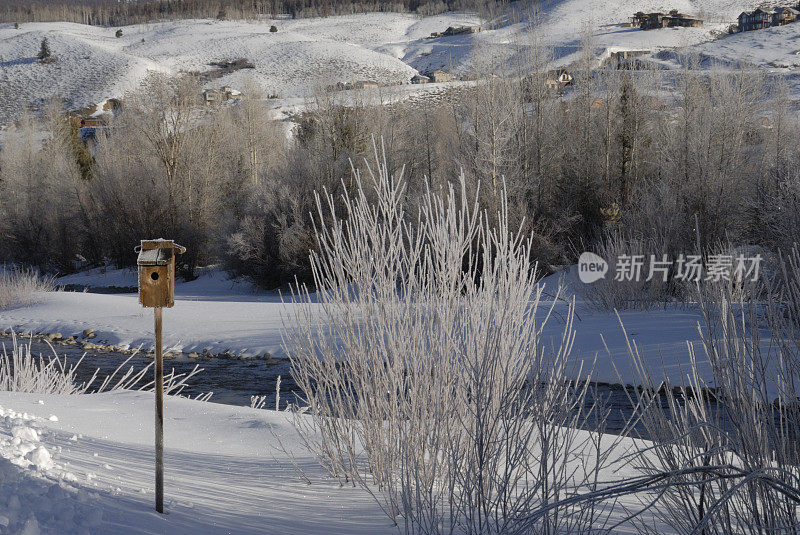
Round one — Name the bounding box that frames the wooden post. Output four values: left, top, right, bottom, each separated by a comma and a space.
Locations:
154, 306, 164, 514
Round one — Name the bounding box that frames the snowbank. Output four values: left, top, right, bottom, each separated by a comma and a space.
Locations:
0, 391, 394, 534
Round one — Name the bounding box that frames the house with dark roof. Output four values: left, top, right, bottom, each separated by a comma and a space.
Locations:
633, 9, 703, 30
774, 7, 800, 26
739, 8, 777, 31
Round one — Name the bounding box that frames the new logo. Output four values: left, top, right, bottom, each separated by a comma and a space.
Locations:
578, 252, 608, 284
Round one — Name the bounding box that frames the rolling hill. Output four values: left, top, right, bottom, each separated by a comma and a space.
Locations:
0, 0, 791, 123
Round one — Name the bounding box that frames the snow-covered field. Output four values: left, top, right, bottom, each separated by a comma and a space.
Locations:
0, 390, 398, 534
0, 0, 788, 123
0, 266, 709, 387
0, 387, 667, 534
695, 21, 800, 69
0, 266, 703, 534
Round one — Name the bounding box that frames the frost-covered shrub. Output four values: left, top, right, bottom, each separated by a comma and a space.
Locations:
0, 336, 85, 395
0, 334, 204, 396
224, 169, 316, 288
0, 268, 54, 310
623, 260, 800, 534
286, 146, 623, 534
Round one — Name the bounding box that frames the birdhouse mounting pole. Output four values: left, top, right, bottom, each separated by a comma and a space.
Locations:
154, 306, 165, 514
136, 238, 185, 514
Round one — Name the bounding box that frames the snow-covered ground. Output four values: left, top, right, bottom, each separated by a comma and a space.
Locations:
695, 21, 800, 69
0, 265, 696, 533
0, 390, 398, 534
0, 387, 667, 534
0, 266, 710, 388
0, 0, 787, 123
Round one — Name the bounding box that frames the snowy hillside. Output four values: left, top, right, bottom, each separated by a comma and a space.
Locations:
0, 0, 783, 122
695, 21, 800, 69
0, 14, 480, 122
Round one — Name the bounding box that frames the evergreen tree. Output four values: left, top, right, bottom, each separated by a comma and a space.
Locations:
69, 122, 94, 181
37, 37, 51, 62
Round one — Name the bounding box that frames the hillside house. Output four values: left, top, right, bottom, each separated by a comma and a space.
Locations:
442, 25, 481, 36
633, 10, 703, 29
429, 69, 454, 83
631, 12, 648, 26
203, 89, 223, 105
738, 9, 776, 31
545, 69, 573, 90
774, 7, 800, 25
327, 80, 379, 91
68, 116, 103, 128
606, 49, 651, 69
202, 86, 242, 105
411, 74, 430, 84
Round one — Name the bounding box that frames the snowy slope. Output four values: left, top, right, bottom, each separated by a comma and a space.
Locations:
695, 21, 800, 69
0, 391, 397, 534
0, 1, 782, 122
0, 14, 480, 122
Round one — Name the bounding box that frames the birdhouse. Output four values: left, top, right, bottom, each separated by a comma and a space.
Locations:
136, 239, 186, 308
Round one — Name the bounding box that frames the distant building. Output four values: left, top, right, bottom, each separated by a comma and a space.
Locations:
69, 116, 103, 128
326, 80, 379, 91
774, 7, 800, 26
738, 8, 776, 31
737, 7, 800, 32
606, 49, 652, 69
631, 12, 648, 27
203, 89, 223, 105
411, 74, 430, 84
79, 127, 97, 144
429, 69, 455, 83
442, 25, 481, 36
202, 86, 242, 105
633, 10, 703, 30
544, 69, 573, 90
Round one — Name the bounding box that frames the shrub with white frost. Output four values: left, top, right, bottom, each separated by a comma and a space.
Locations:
0, 334, 204, 397
0, 268, 54, 310
285, 143, 622, 534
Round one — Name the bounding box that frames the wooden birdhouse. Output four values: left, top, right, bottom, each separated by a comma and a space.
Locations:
136, 239, 186, 308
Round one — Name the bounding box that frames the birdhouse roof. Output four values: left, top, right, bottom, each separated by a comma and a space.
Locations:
136, 239, 186, 265
137, 247, 173, 266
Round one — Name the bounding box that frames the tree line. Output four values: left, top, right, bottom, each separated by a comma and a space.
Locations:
0, 0, 491, 25
0, 45, 797, 289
